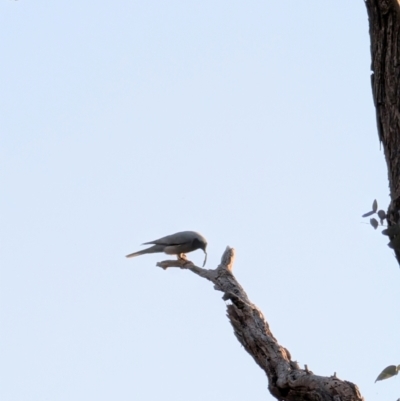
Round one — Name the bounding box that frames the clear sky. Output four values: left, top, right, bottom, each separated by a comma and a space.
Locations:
1, 1, 399, 401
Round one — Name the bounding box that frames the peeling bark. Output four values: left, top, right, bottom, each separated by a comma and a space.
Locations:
157, 248, 364, 401
365, 0, 400, 263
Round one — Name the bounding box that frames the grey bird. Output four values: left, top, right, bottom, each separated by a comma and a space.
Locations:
126, 231, 208, 266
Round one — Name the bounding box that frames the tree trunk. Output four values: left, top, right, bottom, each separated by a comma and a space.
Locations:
365, 0, 400, 263
158, 249, 364, 401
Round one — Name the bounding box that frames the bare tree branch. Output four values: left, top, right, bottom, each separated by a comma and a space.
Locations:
157, 248, 364, 401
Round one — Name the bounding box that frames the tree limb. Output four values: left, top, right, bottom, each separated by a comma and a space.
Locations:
157, 248, 364, 401
365, 0, 400, 263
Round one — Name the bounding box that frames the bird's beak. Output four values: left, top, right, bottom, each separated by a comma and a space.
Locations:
203, 251, 207, 267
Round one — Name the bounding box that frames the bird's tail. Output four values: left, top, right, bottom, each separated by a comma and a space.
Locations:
125, 244, 164, 258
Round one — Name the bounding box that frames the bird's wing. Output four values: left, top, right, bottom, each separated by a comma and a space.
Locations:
143, 231, 198, 245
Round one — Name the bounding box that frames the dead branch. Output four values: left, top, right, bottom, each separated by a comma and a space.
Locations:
157, 247, 364, 401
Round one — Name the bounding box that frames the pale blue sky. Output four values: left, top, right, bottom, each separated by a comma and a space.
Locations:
1, 1, 399, 400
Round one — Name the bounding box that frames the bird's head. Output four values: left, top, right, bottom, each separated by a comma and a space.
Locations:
192, 237, 208, 266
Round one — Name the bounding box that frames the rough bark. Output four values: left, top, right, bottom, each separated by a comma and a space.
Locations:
157, 248, 364, 401
365, 0, 400, 263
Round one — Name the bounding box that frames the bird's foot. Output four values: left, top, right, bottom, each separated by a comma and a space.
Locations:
177, 253, 188, 262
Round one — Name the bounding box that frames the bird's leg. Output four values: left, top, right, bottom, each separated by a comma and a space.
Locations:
177, 253, 187, 262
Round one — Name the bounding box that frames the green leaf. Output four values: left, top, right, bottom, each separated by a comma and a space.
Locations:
362, 210, 375, 218
373, 199, 378, 212
375, 365, 399, 382
377, 210, 386, 220
370, 218, 379, 229
378, 210, 386, 224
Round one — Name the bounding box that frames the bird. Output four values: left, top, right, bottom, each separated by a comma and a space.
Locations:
126, 231, 208, 266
